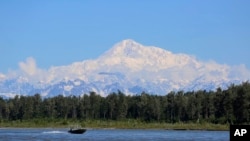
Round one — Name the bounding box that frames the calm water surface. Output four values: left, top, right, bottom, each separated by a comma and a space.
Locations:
0, 128, 229, 141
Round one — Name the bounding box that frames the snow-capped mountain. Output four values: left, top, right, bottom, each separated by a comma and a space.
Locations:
0, 39, 250, 97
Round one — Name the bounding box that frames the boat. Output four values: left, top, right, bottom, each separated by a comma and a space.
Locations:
68, 128, 87, 134
68, 125, 87, 134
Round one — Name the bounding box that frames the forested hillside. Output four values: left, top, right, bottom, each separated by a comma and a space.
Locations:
0, 82, 249, 125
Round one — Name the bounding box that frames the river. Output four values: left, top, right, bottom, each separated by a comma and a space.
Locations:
0, 128, 229, 141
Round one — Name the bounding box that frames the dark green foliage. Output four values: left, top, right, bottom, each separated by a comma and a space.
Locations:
0, 82, 249, 124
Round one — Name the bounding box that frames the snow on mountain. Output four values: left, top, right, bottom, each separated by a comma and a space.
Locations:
0, 39, 250, 98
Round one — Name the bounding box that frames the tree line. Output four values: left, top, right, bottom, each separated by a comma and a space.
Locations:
0, 82, 249, 124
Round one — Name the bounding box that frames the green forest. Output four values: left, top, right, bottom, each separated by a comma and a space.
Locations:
0, 82, 250, 128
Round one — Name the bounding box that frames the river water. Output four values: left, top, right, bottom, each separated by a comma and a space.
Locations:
0, 128, 229, 141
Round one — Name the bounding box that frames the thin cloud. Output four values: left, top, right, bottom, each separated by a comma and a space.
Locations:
0, 73, 6, 81
19, 57, 37, 76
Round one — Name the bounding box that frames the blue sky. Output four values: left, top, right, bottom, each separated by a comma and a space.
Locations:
1, 0, 250, 73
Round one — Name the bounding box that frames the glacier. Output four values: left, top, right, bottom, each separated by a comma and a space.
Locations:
0, 39, 250, 98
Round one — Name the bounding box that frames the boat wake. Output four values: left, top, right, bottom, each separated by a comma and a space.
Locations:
42, 131, 65, 134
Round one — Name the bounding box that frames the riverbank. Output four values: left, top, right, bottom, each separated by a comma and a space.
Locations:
0, 119, 229, 131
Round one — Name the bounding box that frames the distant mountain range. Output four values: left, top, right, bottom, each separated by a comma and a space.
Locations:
0, 39, 249, 98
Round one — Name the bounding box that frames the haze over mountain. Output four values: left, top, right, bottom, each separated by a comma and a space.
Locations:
0, 39, 250, 97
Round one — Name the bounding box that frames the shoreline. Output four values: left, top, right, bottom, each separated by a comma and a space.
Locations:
0, 119, 229, 131
0, 127, 229, 131
0, 126, 229, 131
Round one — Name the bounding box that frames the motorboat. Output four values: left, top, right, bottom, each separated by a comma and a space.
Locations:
68, 128, 86, 134
68, 125, 87, 134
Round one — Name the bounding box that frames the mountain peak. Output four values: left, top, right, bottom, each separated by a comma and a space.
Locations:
113, 39, 143, 51
117, 39, 141, 47
100, 39, 144, 58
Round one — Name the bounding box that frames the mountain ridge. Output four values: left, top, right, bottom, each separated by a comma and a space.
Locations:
0, 39, 249, 97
